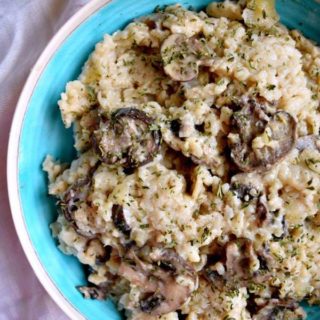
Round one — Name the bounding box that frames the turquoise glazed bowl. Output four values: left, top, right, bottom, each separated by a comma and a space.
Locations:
7, 0, 320, 319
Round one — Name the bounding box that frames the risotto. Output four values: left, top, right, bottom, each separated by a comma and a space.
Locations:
44, 1, 320, 319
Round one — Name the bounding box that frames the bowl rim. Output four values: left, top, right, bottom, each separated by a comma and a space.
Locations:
7, 0, 112, 319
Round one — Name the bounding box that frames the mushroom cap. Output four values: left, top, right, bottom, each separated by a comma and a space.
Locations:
59, 162, 101, 239
229, 99, 297, 172
77, 285, 108, 300
118, 246, 197, 316
93, 108, 161, 170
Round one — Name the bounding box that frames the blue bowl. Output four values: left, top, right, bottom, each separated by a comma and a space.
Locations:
7, 0, 320, 319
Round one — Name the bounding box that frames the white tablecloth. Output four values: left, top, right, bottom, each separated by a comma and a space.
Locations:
0, 1, 88, 319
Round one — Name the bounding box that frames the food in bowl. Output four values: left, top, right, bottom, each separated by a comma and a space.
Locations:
43, 0, 320, 319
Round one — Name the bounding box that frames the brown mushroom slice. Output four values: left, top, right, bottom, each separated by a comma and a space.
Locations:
145, 280, 192, 316
231, 173, 264, 200
255, 197, 269, 227
229, 106, 297, 172
252, 299, 305, 320
139, 13, 164, 31
60, 183, 89, 223
296, 135, 320, 152
77, 285, 108, 300
161, 34, 214, 82
84, 239, 112, 265
111, 204, 131, 237
140, 294, 166, 313
257, 244, 277, 271
59, 163, 100, 238
118, 247, 196, 316
231, 182, 261, 202
144, 249, 196, 316
230, 173, 270, 226
93, 108, 161, 170
153, 248, 195, 276
228, 100, 269, 172
203, 268, 226, 290
253, 112, 297, 167
204, 238, 273, 288
225, 238, 258, 280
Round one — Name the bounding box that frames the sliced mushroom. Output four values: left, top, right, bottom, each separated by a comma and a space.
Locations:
203, 268, 226, 291
204, 238, 274, 290
170, 119, 182, 138
118, 246, 196, 316
255, 197, 268, 227
254, 112, 297, 166
256, 244, 276, 271
231, 173, 264, 200
152, 248, 195, 276
296, 135, 320, 152
252, 299, 305, 320
228, 99, 297, 172
60, 183, 89, 223
77, 285, 108, 300
59, 162, 100, 238
161, 34, 214, 82
140, 13, 164, 31
177, 310, 188, 320
93, 108, 161, 170
84, 239, 112, 265
225, 238, 258, 280
230, 173, 270, 226
231, 182, 260, 202
140, 294, 165, 313
111, 204, 131, 237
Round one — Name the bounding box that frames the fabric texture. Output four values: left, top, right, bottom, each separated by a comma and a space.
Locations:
0, 1, 88, 319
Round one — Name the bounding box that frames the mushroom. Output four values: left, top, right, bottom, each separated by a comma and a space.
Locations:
228, 99, 297, 172
256, 244, 276, 272
77, 285, 108, 300
296, 135, 320, 152
84, 239, 112, 265
140, 294, 166, 313
231, 182, 260, 202
161, 34, 214, 82
118, 246, 197, 316
231, 172, 264, 201
230, 173, 270, 226
111, 204, 131, 237
252, 299, 305, 320
59, 162, 100, 238
93, 108, 161, 170
60, 181, 90, 223
255, 197, 269, 227
203, 268, 226, 290
203, 238, 274, 291
225, 238, 259, 280
140, 13, 164, 31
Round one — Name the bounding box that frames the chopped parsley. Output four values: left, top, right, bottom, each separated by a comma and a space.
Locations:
266, 84, 276, 90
